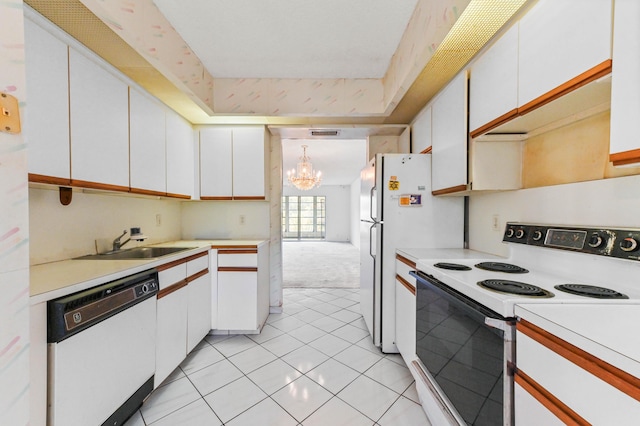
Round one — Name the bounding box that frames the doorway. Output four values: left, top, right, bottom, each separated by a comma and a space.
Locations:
280, 137, 367, 289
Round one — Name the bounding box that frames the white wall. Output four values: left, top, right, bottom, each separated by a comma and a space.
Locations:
181, 200, 270, 240
469, 174, 640, 256
29, 187, 183, 264
350, 178, 362, 249
0, 1, 30, 424
282, 185, 351, 242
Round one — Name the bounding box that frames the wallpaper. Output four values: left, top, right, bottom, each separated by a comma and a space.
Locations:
0, 0, 30, 424
78, 0, 466, 117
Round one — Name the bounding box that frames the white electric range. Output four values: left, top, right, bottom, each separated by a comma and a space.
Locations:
410, 222, 640, 426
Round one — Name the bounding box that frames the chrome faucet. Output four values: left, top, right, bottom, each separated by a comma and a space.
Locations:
112, 230, 131, 252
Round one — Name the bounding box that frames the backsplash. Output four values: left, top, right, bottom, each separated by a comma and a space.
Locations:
469, 174, 640, 257
29, 187, 182, 265
181, 200, 270, 240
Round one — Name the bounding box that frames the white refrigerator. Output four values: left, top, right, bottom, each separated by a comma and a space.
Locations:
360, 153, 464, 353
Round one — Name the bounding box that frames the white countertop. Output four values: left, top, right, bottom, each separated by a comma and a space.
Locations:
397, 247, 503, 264
30, 239, 267, 304
515, 304, 640, 378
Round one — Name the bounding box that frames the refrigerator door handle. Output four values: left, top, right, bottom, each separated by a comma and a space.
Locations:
369, 186, 377, 222
369, 223, 376, 260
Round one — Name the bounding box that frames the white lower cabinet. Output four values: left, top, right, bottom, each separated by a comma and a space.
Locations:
155, 252, 210, 387
395, 254, 416, 364
155, 284, 188, 387
187, 272, 212, 352
515, 316, 640, 425
215, 244, 269, 333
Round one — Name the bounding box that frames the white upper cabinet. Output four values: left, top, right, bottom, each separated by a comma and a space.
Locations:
24, 18, 70, 182
69, 48, 129, 189
518, 0, 612, 111
231, 127, 268, 199
129, 88, 166, 195
469, 24, 519, 137
200, 128, 233, 199
609, 0, 640, 166
431, 71, 468, 194
166, 111, 194, 199
200, 126, 267, 200
411, 106, 432, 154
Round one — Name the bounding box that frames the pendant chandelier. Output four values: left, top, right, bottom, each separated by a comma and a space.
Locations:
287, 145, 322, 190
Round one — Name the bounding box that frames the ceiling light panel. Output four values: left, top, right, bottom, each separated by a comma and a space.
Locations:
153, 0, 419, 79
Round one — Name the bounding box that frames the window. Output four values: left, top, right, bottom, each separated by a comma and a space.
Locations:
282, 196, 326, 239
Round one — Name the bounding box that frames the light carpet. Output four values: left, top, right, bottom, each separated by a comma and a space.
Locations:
282, 241, 360, 288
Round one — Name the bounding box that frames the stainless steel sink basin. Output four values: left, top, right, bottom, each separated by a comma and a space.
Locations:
75, 246, 196, 260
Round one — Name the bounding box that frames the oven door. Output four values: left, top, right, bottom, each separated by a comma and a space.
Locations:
411, 271, 515, 426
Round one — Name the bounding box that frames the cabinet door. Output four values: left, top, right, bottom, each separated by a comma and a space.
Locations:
217, 271, 257, 331
155, 287, 188, 387
431, 71, 468, 194
200, 128, 233, 199
411, 106, 432, 154
518, 0, 612, 109
469, 24, 519, 136
514, 381, 565, 426
187, 273, 212, 352
609, 0, 640, 165
129, 88, 166, 195
166, 111, 194, 198
69, 48, 129, 189
395, 278, 416, 361
24, 18, 70, 182
231, 127, 266, 199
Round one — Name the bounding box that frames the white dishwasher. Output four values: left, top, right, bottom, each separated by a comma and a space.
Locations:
47, 269, 158, 426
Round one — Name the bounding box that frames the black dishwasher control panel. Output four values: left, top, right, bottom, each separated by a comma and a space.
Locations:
47, 269, 158, 343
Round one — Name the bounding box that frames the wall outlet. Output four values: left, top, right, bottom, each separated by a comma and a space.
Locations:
239, 215, 245, 225
492, 214, 500, 231
155, 214, 162, 227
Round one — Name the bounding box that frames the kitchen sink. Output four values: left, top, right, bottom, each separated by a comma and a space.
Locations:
75, 246, 197, 260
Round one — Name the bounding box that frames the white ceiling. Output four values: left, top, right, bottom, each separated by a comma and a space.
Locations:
153, 0, 419, 79
282, 139, 367, 186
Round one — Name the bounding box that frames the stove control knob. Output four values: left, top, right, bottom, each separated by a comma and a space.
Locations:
587, 233, 604, 248
620, 237, 639, 252
515, 229, 526, 239
505, 228, 515, 238
532, 230, 543, 241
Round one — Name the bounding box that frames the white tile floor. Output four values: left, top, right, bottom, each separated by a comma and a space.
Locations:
125, 288, 431, 425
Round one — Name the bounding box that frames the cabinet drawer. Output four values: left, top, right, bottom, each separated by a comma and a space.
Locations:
158, 263, 187, 290
218, 252, 258, 268
187, 253, 209, 276
395, 255, 416, 289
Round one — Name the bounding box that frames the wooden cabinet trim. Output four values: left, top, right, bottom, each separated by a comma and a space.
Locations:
157, 279, 188, 299
212, 245, 258, 250
129, 187, 166, 197
233, 196, 266, 201
395, 254, 416, 269
432, 184, 468, 196
28, 173, 71, 186
218, 249, 258, 255
186, 268, 209, 283
518, 60, 612, 116
419, 147, 432, 154
470, 108, 519, 139
610, 148, 640, 167
184, 251, 208, 263
200, 196, 233, 201
218, 266, 258, 272
518, 319, 640, 402
515, 369, 589, 426
396, 274, 416, 296
157, 258, 188, 271
70, 179, 129, 193
166, 192, 191, 200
